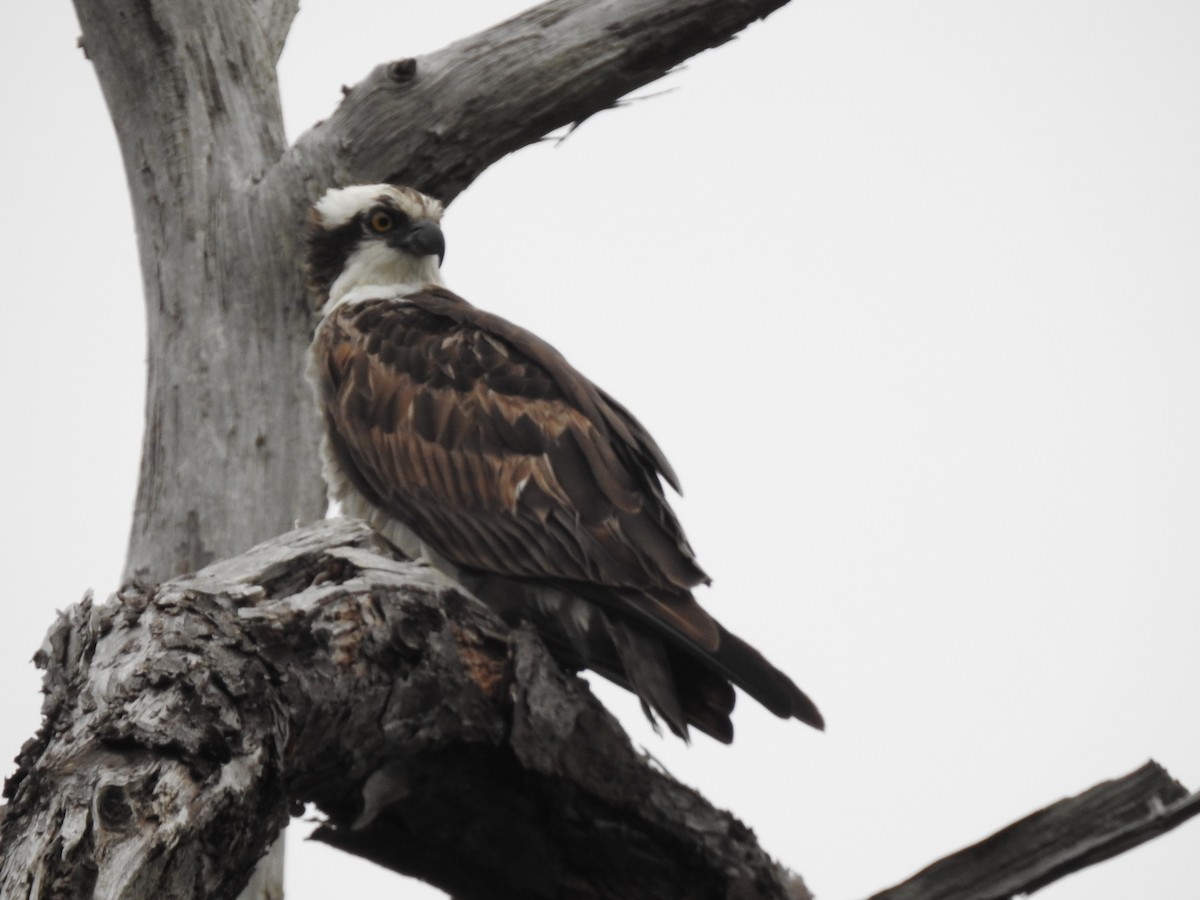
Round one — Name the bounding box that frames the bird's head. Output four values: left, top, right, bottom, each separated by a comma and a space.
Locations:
305, 183, 446, 309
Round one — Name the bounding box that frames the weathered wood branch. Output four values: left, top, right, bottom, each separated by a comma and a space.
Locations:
253, 0, 301, 64
869, 761, 1200, 900
0, 520, 808, 900
70, 0, 800, 587
3, 521, 1196, 898
282, 0, 796, 202
62, 0, 803, 895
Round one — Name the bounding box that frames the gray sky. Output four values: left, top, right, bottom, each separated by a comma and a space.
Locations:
2, 2, 1198, 898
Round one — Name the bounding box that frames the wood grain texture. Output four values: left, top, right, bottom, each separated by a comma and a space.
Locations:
869, 761, 1200, 900
2, 523, 1194, 897
69, 0, 798, 587
62, 1, 803, 895
72, 0, 326, 585
0, 520, 808, 900
286, 0, 797, 201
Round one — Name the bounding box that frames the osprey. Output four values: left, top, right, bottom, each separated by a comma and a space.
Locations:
306, 184, 822, 742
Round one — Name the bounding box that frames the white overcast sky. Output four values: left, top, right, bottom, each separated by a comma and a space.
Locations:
2, 2, 1198, 898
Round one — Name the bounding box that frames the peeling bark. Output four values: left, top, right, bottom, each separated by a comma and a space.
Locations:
3, 522, 1196, 898
29, 1, 1199, 897
0, 520, 807, 900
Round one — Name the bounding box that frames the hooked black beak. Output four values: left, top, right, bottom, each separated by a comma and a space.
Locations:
401, 218, 445, 265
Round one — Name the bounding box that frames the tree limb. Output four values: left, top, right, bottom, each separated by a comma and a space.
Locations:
279, 0, 796, 202
3, 519, 1196, 898
68, 0, 800, 586
57, 1, 806, 895
868, 761, 1200, 900
0, 520, 807, 900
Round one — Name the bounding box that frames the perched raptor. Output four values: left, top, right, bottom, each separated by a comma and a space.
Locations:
306, 183, 822, 742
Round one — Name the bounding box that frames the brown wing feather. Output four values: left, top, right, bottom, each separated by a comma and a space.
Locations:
314, 286, 826, 737
314, 289, 716, 647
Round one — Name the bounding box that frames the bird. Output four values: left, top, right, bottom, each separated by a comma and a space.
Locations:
305, 183, 823, 742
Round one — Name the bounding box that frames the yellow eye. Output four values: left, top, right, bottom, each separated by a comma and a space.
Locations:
369, 211, 394, 232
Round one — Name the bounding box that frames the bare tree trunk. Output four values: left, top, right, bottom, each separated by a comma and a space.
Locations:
32, 0, 1198, 895
70, 0, 802, 585
73, 0, 322, 584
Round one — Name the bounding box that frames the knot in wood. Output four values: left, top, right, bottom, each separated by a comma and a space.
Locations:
388, 58, 417, 83
96, 783, 134, 830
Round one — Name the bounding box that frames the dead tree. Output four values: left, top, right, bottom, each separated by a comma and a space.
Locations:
69, 0, 806, 587
2, 520, 1196, 898
0, 521, 811, 899
2, 1, 1197, 897
6, 0, 820, 895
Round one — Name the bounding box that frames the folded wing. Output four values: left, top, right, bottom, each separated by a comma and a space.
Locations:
312, 286, 823, 739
